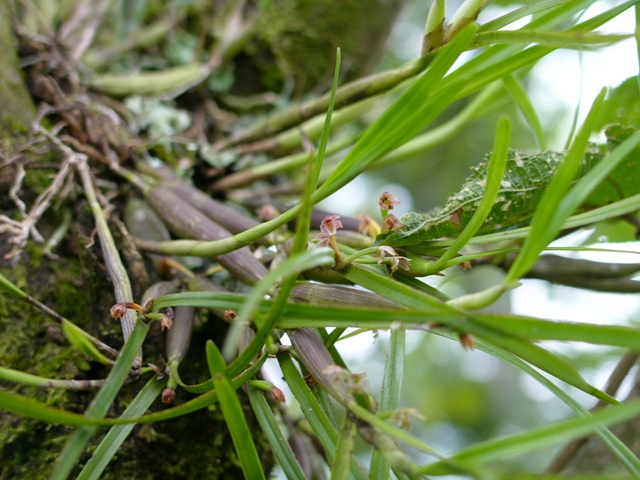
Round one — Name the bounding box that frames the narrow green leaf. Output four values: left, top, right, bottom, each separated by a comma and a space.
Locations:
339, 264, 447, 313
61, 320, 110, 365
0, 354, 266, 427
474, 314, 640, 349
373, 81, 506, 170
0, 366, 103, 390
0, 389, 111, 426
220, 247, 334, 361
206, 341, 266, 480
316, 24, 478, 201
475, 30, 630, 49
464, 336, 640, 476
279, 354, 368, 480
0, 271, 27, 299
50, 319, 150, 480
503, 75, 546, 149
460, 326, 617, 404
338, 265, 613, 403
247, 386, 306, 480
223, 247, 335, 373
369, 329, 406, 480
478, 0, 590, 33
331, 415, 357, 480
77, 376, 164, 480
417, 399, 640, 475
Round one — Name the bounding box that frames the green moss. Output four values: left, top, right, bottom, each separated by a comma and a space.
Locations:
0, 215, 272, 478
0, 0, 36, 130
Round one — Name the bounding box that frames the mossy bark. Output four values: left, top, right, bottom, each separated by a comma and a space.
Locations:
234, 0, 407, 96
0, 3, 271, 477
0, 0, 36, 132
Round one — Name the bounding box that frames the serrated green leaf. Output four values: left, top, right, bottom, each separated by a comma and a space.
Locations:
595, 76, 640, 130
376, 147, 601, 247
587, 125, 640, 206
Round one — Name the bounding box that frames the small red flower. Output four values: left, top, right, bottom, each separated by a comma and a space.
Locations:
379, 192, 401, 211
381, 214, 403, 232
320, 215, 343, 236
109, 303, 128, 320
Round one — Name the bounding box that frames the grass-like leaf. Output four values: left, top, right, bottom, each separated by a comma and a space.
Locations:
76, 375, 164, 480
50, 318, 150, 480
219, 246, 334, 360
206, 340, 266, 480
503, 74, 546, 149
330, 414, 357, 480
474, 30, 630, 49
417, 398, 640, 475
464, 334, 640, 475
369, 328, 406, 480
507, 97, 640, 282
316, 25, 477, 200
505, 86, 607, 279
420, 115, 511, 275
278, 353, 368, 480
247, 385, 306, 480
61, 320, 110, 365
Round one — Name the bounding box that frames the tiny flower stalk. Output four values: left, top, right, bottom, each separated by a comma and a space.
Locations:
335, 246, 410, 274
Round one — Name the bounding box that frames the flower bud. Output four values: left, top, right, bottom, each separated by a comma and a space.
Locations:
162, 387, 176, 404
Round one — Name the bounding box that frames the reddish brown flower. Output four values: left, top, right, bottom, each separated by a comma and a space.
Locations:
269, 386, 286, 403
320, 215, 343, 236
355, 213, 381, 238
161, 387, 176, 404
381, 214, 403, 232
459, 333, 475, 350
109, 303, 128, 320
160, 314, 173, 331
378, 192, 401, 211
